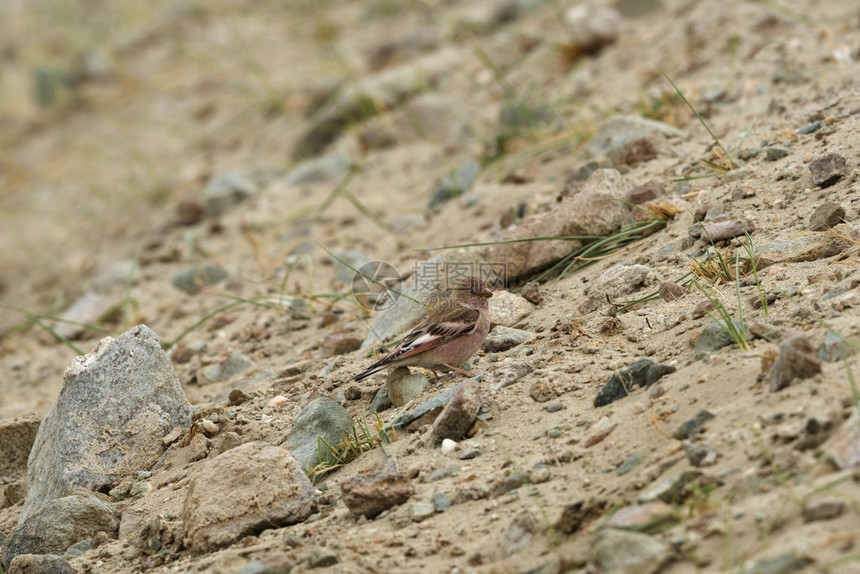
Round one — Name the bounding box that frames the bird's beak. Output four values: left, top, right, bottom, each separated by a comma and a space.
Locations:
482, 287, 493, 298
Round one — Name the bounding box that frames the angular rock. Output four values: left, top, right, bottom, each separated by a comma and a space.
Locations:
390, 386, 456, 429
593, 359, 675, 407
483, 325, 535, 353
802, 497, 845, 523
818, 330, 856, 363
822, 410, 860, 470
427, 160, 481, 209
8, 554, 77, 574
581, 264, 657, 313
658, 281, 688, 302
21, 326, 191, 524
307, 546, 339, 568
588, 117, 682, 159
770, 334, 822, 392
808, 201, 846, 231
589, 528, 673, 574
757, 223, 857, 268
2, 493, 118, 569
639, 471, 701, 504
584, 417, 617, 447
433, 378, 482, 441
501, 510, 539, 557
485, 169, 631, 281
281, 398, 354, 472
563, 3, 622, 55
489, 291, 534, 327
672, 410, 715, 439
694, 319, 744, 353
171, 264, 229, 295
340, 456, 413, 519
683, 441, 720, 467
605, 501, 676, 531
691, 217, 755, 243
0, 414, 40, 483
489, 360, 536, 392
737, 554, 811, 574
197, 352, 254, 385
359, 251, 485, 352
51, 291, 114, 340
410, 502, 435, 522
182, 442, 315, 553
387, 367, 429, 407
809, 152, 849, 188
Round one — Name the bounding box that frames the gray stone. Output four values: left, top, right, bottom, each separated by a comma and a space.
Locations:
757, 223, 857, 268
589, 528, 673, 574
358, 250, 484, 352
198, 352, 254, 385
483, 325, 535, 353
770, 334, 822, 392
280, 152, 350, 186
639, 471, 701, 504
0, 414, 40, 483
501, 510, 539, 557
8, 554, 77, 574
593, 359, 675, 407
281, 398, 354, 471
802, 497, 845, 523
21, 325, 191, 524
673, 410, 715, 439
683, 441, 719, 467
390, 386, 456, 429
694, 319, 744, 353
182, 442, 315, 553
809, 152, 849, 188
386, 367, 429, 407
563, 3, 621, 55
433, 378, 482, 441
605, 502, 676, 531
489, 360, 535, 392
371, 386, 393, 413
411, 502, 435, 522
51, 291, 114, 340
764, 146, 790, 161
427, 160, 481, 209
808, 201, 845, 231
822, 410, 860, 470
431, 492, 451, 512
204, 171, 258, 217
617, 452, 642, 475
737, 553, 811, 574
588, 116, 682, 158
2, 494, 118, 569
493, 470, 529, 497
581, 264, 657, 313
818, 330, 856, 362
307, 546, 339, 568
171, 264, 229, 295
691, 217, 755, 243
489, 291, 534, 327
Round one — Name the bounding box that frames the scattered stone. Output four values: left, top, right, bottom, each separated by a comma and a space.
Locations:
683, 441, 720, 467
171, 264, 229, 295
489, 291, 534, 327
639, 470, 701, 504
673, 410, 715, 439
818, 330, 855, 363
204, 170, 258, 217
690, 216, 755, 242
320, 332, 363, 356
2, 494, 118, 569
627, 179, 666, 204
427, 160, 481, 209
822, 410, 860, 469
519, 282, 543, 305
757, 223, 857, 268
440, 438, 458, 455
21, 325, 191, 523
486, 169, 631, 281
588, 117, 682, 160
189, 433, 209, 461
694, 319, 744, 353
280, 152, 350, 186
433, 378, 482, 441
456, 440, 483, 460
483, 325, 535, 353
546, 401, 564, 413
658, 281, 688, 301
182, 442, 315, 553
737, 553, 811, 574
808, 201, 845, 231
7, 554, 77, 574
387, 367, 429, 408
764, 145, 790, 161
198, 352, 254, 385
501, 510, 539, 557
419, 463, 460, 483
802, 497, 845, 523
281, 398, 353, 471
411, 502, 435, 522
51, 292, 114, 340
593, 359, 675, 407
0, 414, 40, 483
796, 120, 822, 135
64, 538, 93, 558
228, 389, 252, 406
529, 379, 556, 403
809, 152, 849, 188
489, 360, 536, 392
581, 264, 657, 313
562, 4, 621, 56
307, 546, 339, 568
390, 386, 456, 429
431, 492, 451, 513
617, 452, 642, 475
371, 386, 393, 413
589, 528, 673, 574
359, 251, 485, 352
584, 417, 617, 447
340, 455, 413, 519
177, 197, 204, 225
770, 334, 822, 392
492, 470, 529, 497
605, 501, 676, 531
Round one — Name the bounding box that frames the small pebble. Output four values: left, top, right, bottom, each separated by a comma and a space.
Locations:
267, 395, 289, 408
441, 438, 458, 455
546, 402, 564, 413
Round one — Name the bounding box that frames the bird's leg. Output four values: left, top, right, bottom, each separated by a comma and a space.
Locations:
441, 363, 472, 377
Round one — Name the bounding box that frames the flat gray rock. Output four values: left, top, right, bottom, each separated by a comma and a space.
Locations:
281, 398, 354, 472
21, 325, 192, 524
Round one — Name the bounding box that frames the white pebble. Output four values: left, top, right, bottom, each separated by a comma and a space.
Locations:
200, 419, 219, 434
440, 438, 458, 455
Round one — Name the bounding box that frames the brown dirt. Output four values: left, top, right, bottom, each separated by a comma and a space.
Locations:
2, 0, 860, 572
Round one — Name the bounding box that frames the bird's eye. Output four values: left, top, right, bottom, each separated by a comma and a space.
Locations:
469, 289, 476, 295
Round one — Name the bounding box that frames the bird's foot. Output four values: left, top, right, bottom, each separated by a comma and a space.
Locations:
441, 363, 473, 377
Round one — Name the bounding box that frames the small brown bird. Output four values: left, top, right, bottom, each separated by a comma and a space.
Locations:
354, 277, 493, 381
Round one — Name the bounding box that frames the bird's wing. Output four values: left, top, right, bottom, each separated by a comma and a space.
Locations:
391, 306, 480, 361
